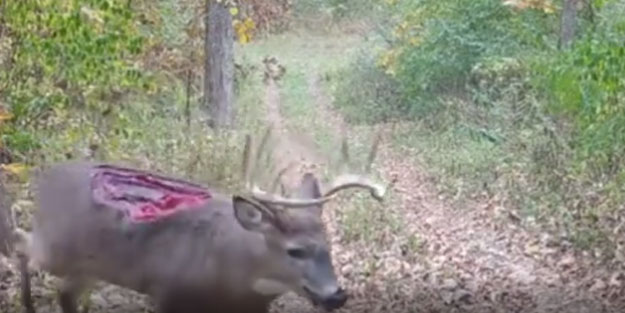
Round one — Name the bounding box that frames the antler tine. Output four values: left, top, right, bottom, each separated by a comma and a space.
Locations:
259, 140, 278, 187
249, 125, 273, 186
365, 131, 382, 174
251, 173, 386, 208
242, 134, 252, 188
269, 161, 296, 193
251, 185, 336, 207
340, 135, 350, 172
323, 174, 386, 201
249, 132, 386, 208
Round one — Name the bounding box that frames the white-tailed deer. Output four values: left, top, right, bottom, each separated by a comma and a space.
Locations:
1, 129, 386, 313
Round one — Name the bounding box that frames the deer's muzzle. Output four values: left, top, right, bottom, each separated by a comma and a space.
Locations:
305, 286, 348, 311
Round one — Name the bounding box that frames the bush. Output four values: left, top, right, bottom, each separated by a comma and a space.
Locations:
395, 0, 557, 112
331, 52, 406, 124
332, 0, 625, 254
0, 0, 267, 195
534, 25, 625, 180
334, 0, 559, 121
0, 0, 153, 162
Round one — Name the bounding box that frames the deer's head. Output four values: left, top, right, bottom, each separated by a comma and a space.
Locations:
232, 128, 386, 311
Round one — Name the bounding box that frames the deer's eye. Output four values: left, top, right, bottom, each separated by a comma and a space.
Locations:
287, 248, 307, 259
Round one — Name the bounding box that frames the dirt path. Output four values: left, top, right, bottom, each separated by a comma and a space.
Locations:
262, 78, 326, 187
262, 75, 336, 313
262, 60, 624, 313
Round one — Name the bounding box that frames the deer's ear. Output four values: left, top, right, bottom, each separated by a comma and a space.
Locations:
297, 173, 322, 199
232, 196, 277, 233
296, 173, 323, 215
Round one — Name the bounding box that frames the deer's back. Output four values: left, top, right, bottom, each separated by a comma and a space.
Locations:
29, 160, 247, 295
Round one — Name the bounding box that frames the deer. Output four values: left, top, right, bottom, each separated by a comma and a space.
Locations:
0, 128, 387, 313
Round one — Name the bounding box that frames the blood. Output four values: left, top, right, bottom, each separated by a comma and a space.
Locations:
90, 165, 211, 223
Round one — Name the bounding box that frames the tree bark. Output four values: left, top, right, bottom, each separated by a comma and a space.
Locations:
559, 0, 578, 49
0, 178, 13, 256
204, 0, 235, 128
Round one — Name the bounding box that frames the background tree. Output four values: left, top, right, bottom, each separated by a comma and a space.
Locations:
0, 178, 12, 256
559, 0, 578, 48
204, 0, 235, 128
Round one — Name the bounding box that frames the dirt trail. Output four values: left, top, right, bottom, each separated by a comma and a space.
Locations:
263, 76, 339, 313
262, 78, 326, 187
262, 62, 623, 312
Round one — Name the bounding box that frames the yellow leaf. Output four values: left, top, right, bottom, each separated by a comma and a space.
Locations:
233, 18, 255, 44
80, 6, 104, 25
1, 163, 28, 176
408, 36, 422, 46
229, 7, 239, 16
543, 3, 555, 14
243, 17, 255, 29
0, 111, 14, 121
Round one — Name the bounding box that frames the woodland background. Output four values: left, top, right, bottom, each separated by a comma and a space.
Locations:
1, 0, 625, 311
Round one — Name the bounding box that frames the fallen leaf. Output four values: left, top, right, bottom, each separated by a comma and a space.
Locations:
589, 279, 606, 293
440, 290, 454, 304
557, 254, 576, 269
441, 278, 458, 290
0, 163, 28, 176
454, 289, 472, 303
609, 272, 624, 287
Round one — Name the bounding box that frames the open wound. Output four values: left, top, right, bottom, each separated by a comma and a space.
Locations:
91, 165, 211, 222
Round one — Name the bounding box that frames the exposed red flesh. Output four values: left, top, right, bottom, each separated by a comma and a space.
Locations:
91, 165, 211, 223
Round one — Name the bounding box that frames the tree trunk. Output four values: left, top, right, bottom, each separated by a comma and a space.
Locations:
0, 178, 13, 256
559, 0, 578, 49
204, 0, 235, 128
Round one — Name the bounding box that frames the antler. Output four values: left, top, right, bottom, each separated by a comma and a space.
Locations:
250, 174, 386, 207
242, 126, 275, 189
246, 131, 387, 208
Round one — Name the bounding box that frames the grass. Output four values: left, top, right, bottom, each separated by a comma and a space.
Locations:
390, 119, 506, 202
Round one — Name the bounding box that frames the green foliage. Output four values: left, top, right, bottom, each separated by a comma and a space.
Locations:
332, 51, 406, 124
0, 0, 269, 198
332, 0, 625, 254
390, 0, 555, 114
1, 0, 154, 161
533, 2, 625, 179
334, 0, 559, 122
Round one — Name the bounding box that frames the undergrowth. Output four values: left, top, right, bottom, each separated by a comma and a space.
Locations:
329, 0, 625, 258
0, 0, 269, 212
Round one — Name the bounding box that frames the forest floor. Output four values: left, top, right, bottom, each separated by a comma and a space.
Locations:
2, 27, 625, 313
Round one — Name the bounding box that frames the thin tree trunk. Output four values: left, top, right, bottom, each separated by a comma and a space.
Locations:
559, 0, 578, 49
0, 178, 13, 256
204, 0, 235, 128
185, 64, 192, 130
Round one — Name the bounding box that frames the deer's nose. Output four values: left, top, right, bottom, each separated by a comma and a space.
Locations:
319, 287, 347, 311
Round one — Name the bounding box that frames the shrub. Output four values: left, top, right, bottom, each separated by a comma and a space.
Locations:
332, 0, 625, 254
331, 52, 406, 124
